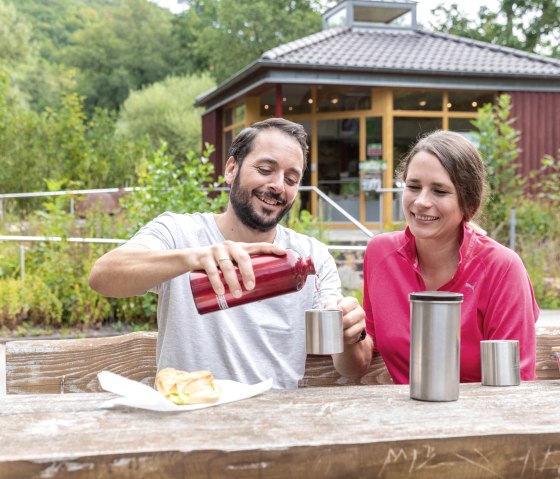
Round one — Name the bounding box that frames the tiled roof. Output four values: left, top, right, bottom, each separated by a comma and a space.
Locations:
262, 27, 560, 78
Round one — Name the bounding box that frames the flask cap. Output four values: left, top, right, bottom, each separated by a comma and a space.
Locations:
409, 291, 463, 302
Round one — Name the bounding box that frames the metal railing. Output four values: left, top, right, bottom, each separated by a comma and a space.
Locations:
0, 187, 138, 217
0, 185, 377, 238
0, 234, 368, 285
0, 185, 380, 284
299, 186, 374, 238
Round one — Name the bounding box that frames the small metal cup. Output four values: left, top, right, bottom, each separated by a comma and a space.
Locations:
480, 340, 520, 386
305, 309, 344, 355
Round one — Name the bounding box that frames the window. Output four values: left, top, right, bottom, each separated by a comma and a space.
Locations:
224, 104, 245, 127
394, 89, 442, 111
448, 91, 494, 111
316, 85, 371, 112
317, 118, 361, 221
393, 117, 442, 174
259, 85, 312, 116
449, 118, 480, 146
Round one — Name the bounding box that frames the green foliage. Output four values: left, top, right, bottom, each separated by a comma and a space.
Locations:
344, 288, 363, 305
282, 195, 327, 243
0, 275, 63, 330
173, 0, 324, 83
430, 0, 560, 58
121, 143, 228, 235
517, 153, 560, 308
0, 1, 33, 67
515, 199, 560, 309
0, 82, 149, 198
84, 107, 150, 188
0, 240, 20, 279
0, 140, 228, 331
472, 93, 560, 308
0, 186, 158, 330
117, 74, 215, 159
530, 153, 560, 203
0, 0, 77, 112
472, 94, 525, 243
0, 80, 53, 199
61, 0, 180, 113
7, 0, 116, 60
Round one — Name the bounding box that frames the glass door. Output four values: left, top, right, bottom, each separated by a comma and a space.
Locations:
317, 118, 360, 222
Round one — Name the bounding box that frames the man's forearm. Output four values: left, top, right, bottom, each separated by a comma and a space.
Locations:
332, 336, 374, 379
89, 246, 191, 298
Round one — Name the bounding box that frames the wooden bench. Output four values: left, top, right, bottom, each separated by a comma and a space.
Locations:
5, 332, 157, 394
5, 326, 560, 394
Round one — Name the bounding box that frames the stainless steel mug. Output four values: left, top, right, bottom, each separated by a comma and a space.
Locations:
409, 291, 463, 402
305, 309, 344, 355
480, 340, 520, 386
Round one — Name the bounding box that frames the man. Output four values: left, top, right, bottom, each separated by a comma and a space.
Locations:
89, 118, 372, 388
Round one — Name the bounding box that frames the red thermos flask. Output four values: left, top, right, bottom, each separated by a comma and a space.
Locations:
189, 249, 316, 314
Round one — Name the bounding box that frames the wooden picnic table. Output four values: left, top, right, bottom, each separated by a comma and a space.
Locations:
2, 380, 560, 478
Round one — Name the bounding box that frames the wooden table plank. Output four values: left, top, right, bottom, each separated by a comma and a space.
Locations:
2, 381, 560, 478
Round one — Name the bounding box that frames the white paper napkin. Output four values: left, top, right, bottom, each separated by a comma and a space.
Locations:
97, 371, 273, 412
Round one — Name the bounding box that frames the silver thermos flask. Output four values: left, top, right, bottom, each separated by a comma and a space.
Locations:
409, 291, 463, 401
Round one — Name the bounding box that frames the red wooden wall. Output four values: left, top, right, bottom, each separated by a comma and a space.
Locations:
201, 110, 224, 178
509, 91, 560, 177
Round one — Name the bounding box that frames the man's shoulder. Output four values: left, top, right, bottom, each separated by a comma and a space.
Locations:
276, 225, 330, 256
135, 211, 218, 247
151, 211, 214, 231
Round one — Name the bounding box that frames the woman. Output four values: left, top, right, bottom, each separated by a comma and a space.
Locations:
363, 130, 538, 383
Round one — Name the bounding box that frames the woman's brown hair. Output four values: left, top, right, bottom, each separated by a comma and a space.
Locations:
396, 130, 489, 221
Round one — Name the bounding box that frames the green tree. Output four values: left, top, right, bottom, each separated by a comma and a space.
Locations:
172, 0, 325, 83
472, 94, 525, 242
0, 76, 148, 197
116, 74, 215, 159
429, 0, 560, 58
121, 143, 228, 235
0, 1, 33, 67
62, 0, 181, 113
0, 0, 80, 112
470, 93, 560, 307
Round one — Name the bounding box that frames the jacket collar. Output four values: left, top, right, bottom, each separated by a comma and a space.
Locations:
398, 221, 477, 269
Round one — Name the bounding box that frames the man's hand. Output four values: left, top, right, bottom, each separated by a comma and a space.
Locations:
327, 296, 372, 379
187, 241, 286, 298
324, 296, 366, 346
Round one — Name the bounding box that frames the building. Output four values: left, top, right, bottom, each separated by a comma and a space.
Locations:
195, 0, 560, 229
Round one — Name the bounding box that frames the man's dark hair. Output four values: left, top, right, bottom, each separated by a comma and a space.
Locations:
228, 118, 309, 170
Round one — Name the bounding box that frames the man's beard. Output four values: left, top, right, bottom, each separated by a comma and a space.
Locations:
229, 174, 294, 233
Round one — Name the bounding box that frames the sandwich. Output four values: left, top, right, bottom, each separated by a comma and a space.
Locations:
155, 367, 221, 405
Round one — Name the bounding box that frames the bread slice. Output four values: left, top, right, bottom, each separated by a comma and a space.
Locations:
156, 368, 221, 405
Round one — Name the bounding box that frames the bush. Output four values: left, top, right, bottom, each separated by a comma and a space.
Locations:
474, 94, 560, 308
0, 275, 62, 330
473, 94, 525, 243
116, 74, 215, 160
121, 142, 228, 235
0, 142, 228, 332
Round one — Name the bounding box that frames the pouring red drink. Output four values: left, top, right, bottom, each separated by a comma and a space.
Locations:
190, 249, 316, 314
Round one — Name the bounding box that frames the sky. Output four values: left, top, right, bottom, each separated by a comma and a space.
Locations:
152, 0, 501, 22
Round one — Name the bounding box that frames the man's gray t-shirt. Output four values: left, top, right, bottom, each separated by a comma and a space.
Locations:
127, 212, 341, 389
